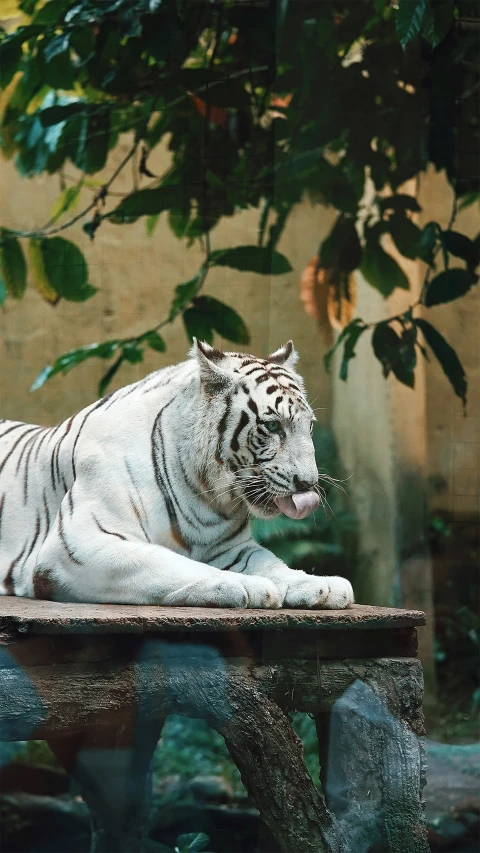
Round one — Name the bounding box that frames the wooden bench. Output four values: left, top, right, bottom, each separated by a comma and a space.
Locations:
0, 598, 429, 853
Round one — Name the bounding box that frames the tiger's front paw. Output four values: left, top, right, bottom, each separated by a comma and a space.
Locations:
237, 575, 282, 609
284, 575, 354, 610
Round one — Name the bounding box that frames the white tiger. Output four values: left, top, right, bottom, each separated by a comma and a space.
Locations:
0, 339, 354, 609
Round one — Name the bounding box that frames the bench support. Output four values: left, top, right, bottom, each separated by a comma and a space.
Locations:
0, 602, 429, 853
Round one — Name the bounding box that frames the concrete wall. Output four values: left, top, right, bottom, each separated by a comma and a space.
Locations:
0, 136, 335, 427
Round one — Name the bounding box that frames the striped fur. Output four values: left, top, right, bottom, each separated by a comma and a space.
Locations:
0, 340, 353, 609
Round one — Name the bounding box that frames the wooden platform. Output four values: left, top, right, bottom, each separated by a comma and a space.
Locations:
0, 598, 429, 853
0, 596, 426, 634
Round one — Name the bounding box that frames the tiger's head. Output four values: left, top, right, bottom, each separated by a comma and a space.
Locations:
192, 339, 319, 520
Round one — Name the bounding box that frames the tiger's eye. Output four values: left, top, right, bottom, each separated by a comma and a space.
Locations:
265, 420, 281, 433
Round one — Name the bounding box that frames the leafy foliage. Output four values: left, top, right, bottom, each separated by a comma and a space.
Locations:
0, 0, 478, 399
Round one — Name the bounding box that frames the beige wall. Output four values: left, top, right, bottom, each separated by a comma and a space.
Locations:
418, 171, 480, 522
0, 136, 335, 427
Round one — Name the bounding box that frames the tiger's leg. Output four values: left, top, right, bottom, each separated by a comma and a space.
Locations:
47, 714, 165, 853
33, 502, 281, 608
211, 540, 354, 609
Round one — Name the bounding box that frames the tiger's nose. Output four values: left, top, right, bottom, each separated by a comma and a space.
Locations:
293, 475, 317, 492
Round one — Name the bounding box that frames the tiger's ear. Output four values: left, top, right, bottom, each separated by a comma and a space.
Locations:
267, 340, 299, 369
190, 338, 234, 394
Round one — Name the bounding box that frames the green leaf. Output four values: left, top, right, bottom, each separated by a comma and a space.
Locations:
68, 113, 110, 174
319, 216, 362, 273
44, 33, 70, 63
30, 340, 122, 391
339, 323, 368, 381
122, 343, 144, 364
418, 221, 439, 265
422, 0, 454, 48
39, 102, 86, 127
324, 319, 366, 373
388, 214, 422, 260
31, 0, 72, 24
372, 322, 416, 388
457, 192, 480, 213
41, 37, 74, 90
205, 169, 223, 188
360, 240, 410, 296
144, 331, 166, 353
109, 185, 183, 223
0, 230, 27, 299
183, 307, 214, 345
0, 29, 37, 88
416, 318, 467, 409
168, 207, 190, 239
210, 246, 292, 275
442, 230, 479, 270
28, 238, 60, 305
30, 366, 55, 392
0, 272, 6, 305
379, 195, 421, 214
98, 355, 124, 397
146, 214, 160, 237
19, 0, 40, 13
192, 296, 250, 344
424, 269, 478, 307
395, 0, 426, 49
176, 832, 209, 852
169, 275, 202, 320
50, 181, 83, 222
66, 283, 98, 302
83, 218, 102, 241
37, 237, 97, 302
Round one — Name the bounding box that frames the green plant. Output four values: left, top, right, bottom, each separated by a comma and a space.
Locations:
144, 832, 211, 853
0, 0, 478, 407
152, 715, 242, 793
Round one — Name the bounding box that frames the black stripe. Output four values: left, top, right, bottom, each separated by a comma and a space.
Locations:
92, 513, 127, 540
58, 506, 82, 565
274, 396, 283, 409
215, 394, 231, 464
4, 542, 28, 595
71, 397, 112, 479
33, 428, 54, 463
128, 492, 151, 541
21, 430, 44, 504
0, 494, 5, 539
243, 365, 266, 377
247, 398, 259, 416
266, 385, 279, 394
0, 426, 40, 478
53, 415, 75, 487
0, 423, 28, 441
151, 398, 182, 536
43, 491, 51, 532
230, 410, 249, 452
125, 460, 151, 541
26, 513, 42, 559
220, 544, 253, 571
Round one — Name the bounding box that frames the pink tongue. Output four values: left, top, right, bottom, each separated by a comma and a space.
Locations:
273, 490, 319, 520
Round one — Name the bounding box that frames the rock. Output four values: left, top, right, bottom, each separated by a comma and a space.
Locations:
0, 762, 69, 797
187, 776, 234, 803
425, 740, 480, 851
0, 793, 90, 853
